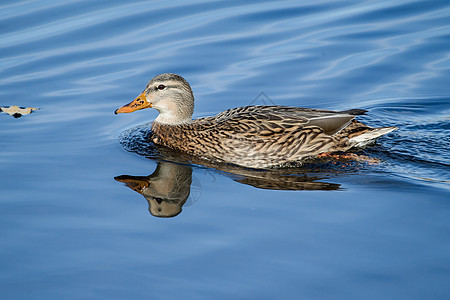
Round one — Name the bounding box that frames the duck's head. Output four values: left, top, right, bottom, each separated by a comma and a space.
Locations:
115, 73, 194, 125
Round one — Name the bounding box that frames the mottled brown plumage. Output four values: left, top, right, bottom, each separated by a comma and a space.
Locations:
116, 73, 397, 168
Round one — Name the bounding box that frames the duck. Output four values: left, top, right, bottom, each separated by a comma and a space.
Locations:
115, 73, 397, 169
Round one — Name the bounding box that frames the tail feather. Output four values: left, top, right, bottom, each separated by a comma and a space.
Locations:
349, 126, 397, 147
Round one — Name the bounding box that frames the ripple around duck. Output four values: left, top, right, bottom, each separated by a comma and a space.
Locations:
359, 97, 450, 188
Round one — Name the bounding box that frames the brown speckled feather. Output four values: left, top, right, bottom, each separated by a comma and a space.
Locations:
151, 105, 368, 168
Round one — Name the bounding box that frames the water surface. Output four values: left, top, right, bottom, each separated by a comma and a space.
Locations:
1, 0, 449, 299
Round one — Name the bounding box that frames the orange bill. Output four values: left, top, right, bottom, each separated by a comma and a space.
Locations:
115, 92, 151, 114
114, 175, 150, 195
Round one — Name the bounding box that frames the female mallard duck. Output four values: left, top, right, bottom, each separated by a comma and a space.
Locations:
115, 73, 397, 168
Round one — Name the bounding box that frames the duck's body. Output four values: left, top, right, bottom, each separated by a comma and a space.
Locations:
150, 105, 393, 168
116, 73, 397, 168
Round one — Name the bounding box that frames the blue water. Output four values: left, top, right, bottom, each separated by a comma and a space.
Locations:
1, 0, 449, 299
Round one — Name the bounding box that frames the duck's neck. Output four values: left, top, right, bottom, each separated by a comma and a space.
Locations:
153, 94, 194, 125
154, 112, 192, 125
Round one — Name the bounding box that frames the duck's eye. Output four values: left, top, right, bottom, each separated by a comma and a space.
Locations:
157, 84, 165, 90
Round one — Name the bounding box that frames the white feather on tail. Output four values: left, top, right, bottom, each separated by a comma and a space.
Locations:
350, 126, 398, 147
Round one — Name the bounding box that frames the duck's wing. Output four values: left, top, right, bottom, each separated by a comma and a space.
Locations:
194, 105, 363, 137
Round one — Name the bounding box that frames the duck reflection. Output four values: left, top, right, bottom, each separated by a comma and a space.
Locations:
115, 159, 340, 218
115, 162, 192, 218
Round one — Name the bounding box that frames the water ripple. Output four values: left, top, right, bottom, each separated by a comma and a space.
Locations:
1, 0, 449, 188
1, 1, 450, 297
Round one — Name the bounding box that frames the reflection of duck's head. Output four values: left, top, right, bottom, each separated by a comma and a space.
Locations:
115, 73, 194, 125
115, 161, 192, 218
